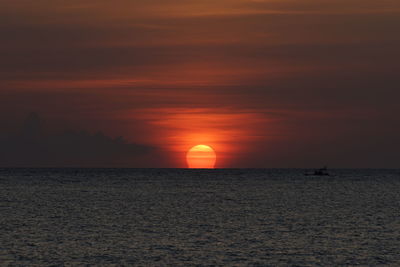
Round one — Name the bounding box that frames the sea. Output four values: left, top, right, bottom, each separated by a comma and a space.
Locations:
0, 168, 399, 266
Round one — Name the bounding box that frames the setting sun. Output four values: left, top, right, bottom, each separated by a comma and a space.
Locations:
186, 145, 216, 169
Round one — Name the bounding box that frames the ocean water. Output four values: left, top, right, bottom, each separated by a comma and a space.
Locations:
0, 168, 399, 266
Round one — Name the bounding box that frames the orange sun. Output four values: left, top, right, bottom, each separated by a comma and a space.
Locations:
186, 145, 216, 169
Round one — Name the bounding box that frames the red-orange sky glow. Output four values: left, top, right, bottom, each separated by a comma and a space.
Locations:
0, 0, 399, 168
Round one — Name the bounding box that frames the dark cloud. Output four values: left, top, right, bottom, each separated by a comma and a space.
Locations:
0, 113, 154, 167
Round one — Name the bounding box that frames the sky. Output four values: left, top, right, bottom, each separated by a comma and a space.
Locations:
0, 0, 399, 168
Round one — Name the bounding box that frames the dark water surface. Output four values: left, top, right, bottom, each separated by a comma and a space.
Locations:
1, 168, 399, 266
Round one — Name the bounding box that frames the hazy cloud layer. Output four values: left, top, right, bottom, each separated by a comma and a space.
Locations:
0, 0, 399, 167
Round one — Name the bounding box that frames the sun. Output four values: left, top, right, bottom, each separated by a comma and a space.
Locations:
186, 145, 216, 169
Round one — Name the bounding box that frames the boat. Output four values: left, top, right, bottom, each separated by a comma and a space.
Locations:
305, 166, 330, 176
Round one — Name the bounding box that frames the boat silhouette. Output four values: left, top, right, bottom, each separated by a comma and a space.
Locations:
305, 166, 330, 176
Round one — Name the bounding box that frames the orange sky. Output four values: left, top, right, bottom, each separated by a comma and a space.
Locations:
0, 0, 399, 167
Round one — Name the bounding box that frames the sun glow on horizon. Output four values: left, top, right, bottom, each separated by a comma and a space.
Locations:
186, 144, 216, 168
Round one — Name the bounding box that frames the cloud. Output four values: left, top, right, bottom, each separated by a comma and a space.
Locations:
0, 0, 399, 167
0, 113, 154, 167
